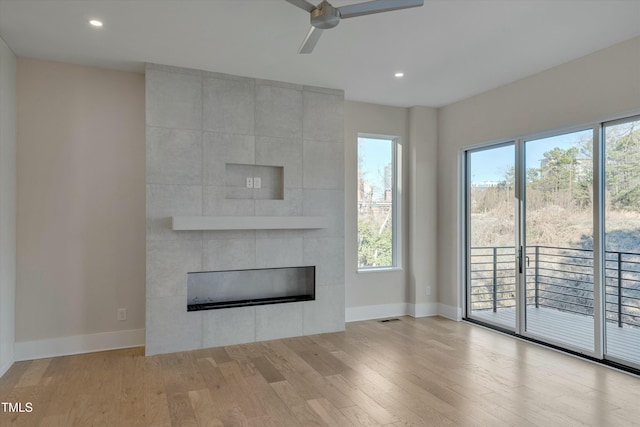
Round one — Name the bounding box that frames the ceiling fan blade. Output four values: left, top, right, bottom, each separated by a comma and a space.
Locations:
337, 0, 423, 19
284, 0, 317, 13
298, 26, 324, 54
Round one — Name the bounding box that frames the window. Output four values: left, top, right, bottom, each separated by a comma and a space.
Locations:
357, 135, 400, 269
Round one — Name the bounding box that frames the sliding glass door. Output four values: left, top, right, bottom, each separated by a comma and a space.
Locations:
466, 116, 640, 371
522, 129, 595, 353
604, 117, 640, 369
466, 143, 517, 331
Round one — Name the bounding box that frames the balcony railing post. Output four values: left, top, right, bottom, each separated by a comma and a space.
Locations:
535, 245, 540, 308
493, 247, 498, 313
617, 252, 623, 327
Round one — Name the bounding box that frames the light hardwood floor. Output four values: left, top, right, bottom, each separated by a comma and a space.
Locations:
1, 316, 639, 426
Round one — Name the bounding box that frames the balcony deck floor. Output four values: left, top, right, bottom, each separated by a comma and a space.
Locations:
471, 306, 640, 367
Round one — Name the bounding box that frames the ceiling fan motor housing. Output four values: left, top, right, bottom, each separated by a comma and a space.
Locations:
311, 1, 340, 29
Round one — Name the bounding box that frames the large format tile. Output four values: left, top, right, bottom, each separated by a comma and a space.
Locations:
255, 136, 302, 188
303, 90, 344, 143
303, 140, 344, 190
204, 132, 255, 186
146, 296, 203, 355
255, 303, 303, 341
255, 78, 302, 90
146, 127, 202, 185
203, 76, 254, 135
146, 69, 202, 130
204, 186, 255, 216
146, 64, 346, 354
255, 84, 302, 139
203, 238, 256, 271
302, 189, 344, 237
147, 184, 203, 217
255, 188, 302, 216
303, 285, 345, 335
147, 240, 202, 298
202, 306, 256, 347
146, 217, 203, 241
147, 184, 202, 240
255, 229, 305, 240
255, 237, 303, 268
303, 237, 345, 286
202, 230, 256, 241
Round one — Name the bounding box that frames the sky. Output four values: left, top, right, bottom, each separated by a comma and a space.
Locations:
357, 129, 595, 188
469, 129, 593, 183
358, 137, 393, 197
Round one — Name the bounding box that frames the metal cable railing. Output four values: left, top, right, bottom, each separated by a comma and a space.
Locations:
469, 245, 640, 328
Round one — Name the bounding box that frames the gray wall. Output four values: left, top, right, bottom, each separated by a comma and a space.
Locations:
145, 64, 345, 355
0, 36, 16, 376
438, 35, 640, 313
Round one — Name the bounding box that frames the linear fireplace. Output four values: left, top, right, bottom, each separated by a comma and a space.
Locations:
187, 266, 315, 311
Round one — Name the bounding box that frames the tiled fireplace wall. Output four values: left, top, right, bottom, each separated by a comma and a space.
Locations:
145, 64, 345, 355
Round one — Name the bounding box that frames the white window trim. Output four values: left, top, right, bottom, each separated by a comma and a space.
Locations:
357, 133, 402, 272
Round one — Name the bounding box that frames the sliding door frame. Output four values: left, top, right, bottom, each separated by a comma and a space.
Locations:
463, 109, 640, 370
464, 141, 517, 332
601, 114, 640, 370
516, 125, 603, 357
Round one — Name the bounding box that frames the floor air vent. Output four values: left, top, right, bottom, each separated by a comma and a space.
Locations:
379, 318, 401, 323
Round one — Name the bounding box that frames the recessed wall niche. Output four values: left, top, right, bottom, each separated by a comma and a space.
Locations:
225, 163, 284, 200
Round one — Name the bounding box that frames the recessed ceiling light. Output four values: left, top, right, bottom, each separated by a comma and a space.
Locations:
89, 19, 103, 28
394, 72, 404, 78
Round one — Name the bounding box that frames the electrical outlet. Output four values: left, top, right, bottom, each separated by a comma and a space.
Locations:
253, 177, 261, 188
117, 308, 127, 321
426, 286, 432, 296
246, 177, 253, 188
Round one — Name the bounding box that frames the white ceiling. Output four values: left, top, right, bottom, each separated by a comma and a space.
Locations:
1, 0, 639, 107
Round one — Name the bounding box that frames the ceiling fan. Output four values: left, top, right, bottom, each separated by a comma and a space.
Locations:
285, 0, 424, 53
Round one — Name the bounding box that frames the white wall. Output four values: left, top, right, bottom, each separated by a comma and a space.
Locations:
344, 101, 409, 317
408, 107, 439, 316
344, 101, 440, 320
437, 36, 640, 313
0, 36, 16, 376
16, 59, 145, 359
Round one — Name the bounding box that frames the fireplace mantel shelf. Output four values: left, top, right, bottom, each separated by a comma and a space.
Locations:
172, 216, 330, 231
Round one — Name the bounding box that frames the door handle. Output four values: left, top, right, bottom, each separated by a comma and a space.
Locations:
518, 246, 524, 273
518, 247, 529, 273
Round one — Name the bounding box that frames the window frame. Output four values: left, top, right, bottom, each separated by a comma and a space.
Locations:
356, 133, 402, 272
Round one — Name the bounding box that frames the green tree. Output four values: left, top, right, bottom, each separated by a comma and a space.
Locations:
539, 146, 579, 194
606, 125, 640, 210
358, 218, 392, 267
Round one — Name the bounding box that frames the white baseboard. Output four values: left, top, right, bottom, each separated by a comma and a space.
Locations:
346, 302, 446, 322
15, 328, 145, 361
409, 302, 439, 317
346, 303, 410, 322
438, 303, 462, 321
0, 358, 14, 378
